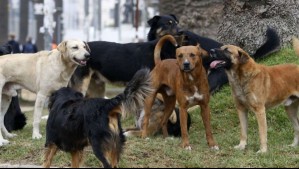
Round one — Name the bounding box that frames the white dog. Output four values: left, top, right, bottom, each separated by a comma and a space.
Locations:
0, 40, 90, 146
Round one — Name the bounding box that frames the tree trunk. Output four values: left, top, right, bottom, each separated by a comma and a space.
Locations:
34, 0, 44, 50
218, 0, 299, 54
159, 0, 223, 40
159, 0, 185, 16
0, 0, 9, 44
20, 0, 29, 45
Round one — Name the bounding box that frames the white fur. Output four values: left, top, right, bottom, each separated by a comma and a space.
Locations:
0, 40, 90, 146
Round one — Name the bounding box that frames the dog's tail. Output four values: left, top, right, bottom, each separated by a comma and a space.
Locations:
154, 35, 178, 65
292, 37, 299, 57
107, 68, 152, 117
252, 27, 280, 59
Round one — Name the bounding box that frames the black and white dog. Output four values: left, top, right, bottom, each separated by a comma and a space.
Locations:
43, 69, 152, 168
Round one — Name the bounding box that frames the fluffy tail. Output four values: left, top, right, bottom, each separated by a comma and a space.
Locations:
252, 27, 280, 59
154, 35, 178, 65
292, 37, 299, 57
110, 68, 152, 117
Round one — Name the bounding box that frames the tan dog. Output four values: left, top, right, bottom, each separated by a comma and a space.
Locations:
209, 39, 299, 153
142, 35, 218, 150
0, 40, 90, 146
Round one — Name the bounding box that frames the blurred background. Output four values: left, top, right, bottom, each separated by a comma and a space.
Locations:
0, 0, 298, 53
0, 0, 160, 51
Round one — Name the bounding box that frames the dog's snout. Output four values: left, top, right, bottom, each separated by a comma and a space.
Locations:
184, 62, 190, 67
85, 53, 90, 59
210, 49, 217, 58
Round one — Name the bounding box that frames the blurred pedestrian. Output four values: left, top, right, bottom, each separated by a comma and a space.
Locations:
7, 34, 21, 53
22, 37, 38, 53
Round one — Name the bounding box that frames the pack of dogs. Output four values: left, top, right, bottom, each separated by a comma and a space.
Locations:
1, 13, 299, 167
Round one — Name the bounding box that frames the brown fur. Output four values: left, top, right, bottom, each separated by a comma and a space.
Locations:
213, 43, 299, 153
142, 35, 218, 150
293, 37, 299, 57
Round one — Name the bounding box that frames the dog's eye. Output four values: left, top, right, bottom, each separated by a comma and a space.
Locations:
178, 54, 183, 58
190, 54, 195, 58
72, 46, 79, 50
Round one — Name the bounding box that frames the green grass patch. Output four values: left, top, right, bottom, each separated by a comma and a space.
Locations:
1, 47, 299, 167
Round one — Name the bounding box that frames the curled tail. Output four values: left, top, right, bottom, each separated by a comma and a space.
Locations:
253, 27, 280, 59
154, 35, 178, 65
110, 68, 152, 117
292, 37, 299, 57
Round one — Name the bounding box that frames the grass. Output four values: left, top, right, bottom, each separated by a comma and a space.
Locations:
1, 46, 299, 168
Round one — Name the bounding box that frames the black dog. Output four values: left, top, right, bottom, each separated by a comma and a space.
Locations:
0, 44, 26, 132
147, 14, 280, 93
68, 19, 181, 137
43, 69, 152, 168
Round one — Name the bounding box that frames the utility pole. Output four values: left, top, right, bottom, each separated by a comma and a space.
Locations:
42, 0, 56, 50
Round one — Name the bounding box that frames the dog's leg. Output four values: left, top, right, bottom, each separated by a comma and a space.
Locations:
285, 101, 299, 147
89, 137, 111, 168
42, 144, 58, 168
200, 103, 219, 150
160, 95, 176, 139
71, 150, 84, 168
141, 92, 158, 138
234, 105, 249, 151
178, 105, 192, 150
32, 93, 47, 139
0, 95, 16, 146
254, 106, 268, 153
0, 95, 16, 138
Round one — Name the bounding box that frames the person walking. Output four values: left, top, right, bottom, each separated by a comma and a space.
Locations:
7, 34, 21, 53
22, 37, 38, 53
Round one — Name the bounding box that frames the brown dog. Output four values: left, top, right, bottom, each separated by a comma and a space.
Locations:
209, 39, 299, 153
142, 35, 218, 150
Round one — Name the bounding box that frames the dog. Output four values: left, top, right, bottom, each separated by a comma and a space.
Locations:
0, 44, 27, 132
124, 94, 192, 137
209, 39, 299, 153
142, 35, 218, 150
147, 14, 281, 93
43, 68, 152, 168
0, 40, 90, 146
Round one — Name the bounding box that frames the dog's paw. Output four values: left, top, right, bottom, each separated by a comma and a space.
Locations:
256, 148, 267, 154
41, 115, 49, 120
210, 145, 220, 151
5, 133, 17, 138
32, 133, 42, 139
184, 146, 192, 151
0, 139, 9, 146
234, 144, 246, 150
123, 131, 131, 137
289, 143, 299, 147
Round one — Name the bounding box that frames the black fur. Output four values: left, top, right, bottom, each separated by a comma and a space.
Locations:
0, 44, 27, 132
167, 108, 192, 137
4, 96, 27, 132
45, 69, 151, 168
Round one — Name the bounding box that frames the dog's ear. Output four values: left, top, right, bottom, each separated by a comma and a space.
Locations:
237, 50, 250, 64
57, 41, 67, 53
147, 15, 160, 27
195, 43, 208, 58
169, 14, 179, 23
84, 41, 91, 53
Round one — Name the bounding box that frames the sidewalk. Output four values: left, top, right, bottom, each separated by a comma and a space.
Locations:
0, 164, 41, 168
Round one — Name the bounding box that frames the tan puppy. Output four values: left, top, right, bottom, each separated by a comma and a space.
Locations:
0, 40, 90, 146
142, 35, 218, 150
209, 40, 299, 153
